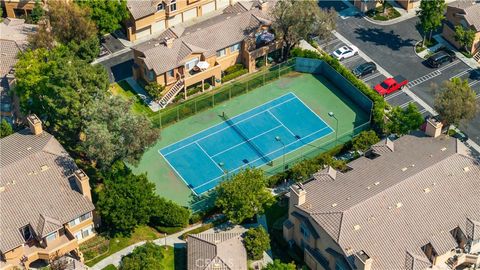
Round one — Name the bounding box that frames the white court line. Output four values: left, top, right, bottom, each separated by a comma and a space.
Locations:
362, 72, 381, 82
158, 150, 199, 196
210, 125, 284, 158
193, 125, 334, 191
449, 69, 472, 80
289, 92, 335, 131
267, 110, 296, 137
195, 142, 225, 172
161, 94, 297, 156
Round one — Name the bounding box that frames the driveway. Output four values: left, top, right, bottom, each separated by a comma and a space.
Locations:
97, 50, 134, 83
321, 7, 480, 145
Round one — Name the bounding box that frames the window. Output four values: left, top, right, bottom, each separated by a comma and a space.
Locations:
216, 48, 226, 57
185, 58, 199, 70
300, 223, 310, 239
74, 225, 94, 241
149, 70, 155, 81
156, 3, 164, 11
20, 226, 33, 241
169, 0, 177, 12
167, 69, 174, 77
45, 231, 57, 242
68, 217, 80, 227
79, 212, 92, 222
230, 43, 241, 53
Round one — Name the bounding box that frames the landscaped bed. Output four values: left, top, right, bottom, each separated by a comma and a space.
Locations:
366, 3, 401, 21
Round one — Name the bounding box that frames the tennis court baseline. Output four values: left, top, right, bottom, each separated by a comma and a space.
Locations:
159, 92, 333, 195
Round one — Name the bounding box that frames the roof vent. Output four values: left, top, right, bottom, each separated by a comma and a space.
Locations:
441, 147, 447, 151
432, 182, 437, 186
401, 167, 408, 172
41, 165, 49, 171
354, 225, 361, 231
424, 188, 431, 193
464, 167, 470, 172
332, 203, 337, 207
366, 186, 371, 190
396, 202, 403, 208
154, 42, 160, 47
388, 206, 393, 210
410, 164, 415, 167
27, 147, 32, 150
374, 181, 380, 186
0, 186, 5, 193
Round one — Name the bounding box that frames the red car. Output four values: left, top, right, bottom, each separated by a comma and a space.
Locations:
374, 75, 408, 96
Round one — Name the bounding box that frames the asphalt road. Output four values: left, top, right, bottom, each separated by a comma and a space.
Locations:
323, 8, 480, 144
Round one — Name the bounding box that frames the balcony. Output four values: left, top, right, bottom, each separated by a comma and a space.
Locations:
184, 62, 222, 87
23, 234, 79, 265
248, 39, 284, 59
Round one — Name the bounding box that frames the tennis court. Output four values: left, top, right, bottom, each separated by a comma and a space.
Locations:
159, 92, 333, 194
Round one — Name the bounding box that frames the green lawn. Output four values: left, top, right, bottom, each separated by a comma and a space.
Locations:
109, 81, 154, 116
97, 246, 185, 270
101, 265, 117, 270
81, 226, 163, 267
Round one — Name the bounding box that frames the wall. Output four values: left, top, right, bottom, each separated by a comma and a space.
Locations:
3, 0, 35, 18
294, 58, 374, 114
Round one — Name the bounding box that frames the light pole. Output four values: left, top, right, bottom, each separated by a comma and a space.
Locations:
275, 136, 286, 170
328, 112, 339, 147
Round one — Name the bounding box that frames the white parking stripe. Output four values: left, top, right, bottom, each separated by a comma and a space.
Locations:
341, 54, 362, 64
468, 80, 480, 87
449, 69, 472, 80
437, 60, 461, 72
362, 72, 381, 82
385, 90, 405, 101
407, 70, 442, 88
400, 101, 414, 108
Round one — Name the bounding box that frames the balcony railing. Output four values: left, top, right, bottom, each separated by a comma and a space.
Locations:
248, 40, 284, 59
184, 63, 221, 87
23, 233, 78, 263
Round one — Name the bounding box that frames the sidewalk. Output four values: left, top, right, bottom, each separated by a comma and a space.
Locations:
125, 77, 161, 112
90, 223, 204, 270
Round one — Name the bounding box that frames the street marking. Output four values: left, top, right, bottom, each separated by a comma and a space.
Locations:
320, 38, 341, 48
449, 69, 472, 80
385, 90, 406, 101
407, 70, 442, 88
468, 80, 480, 87
362, 72, 382, 82
400, 101, 414, 108
341, 54, 362, 64
420, 108, 427, 114
437, 60, 461, 72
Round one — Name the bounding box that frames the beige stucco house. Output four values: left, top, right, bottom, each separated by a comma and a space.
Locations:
132, 1, 283, 108
0, 115, 96, 270
283, 120, 480, 270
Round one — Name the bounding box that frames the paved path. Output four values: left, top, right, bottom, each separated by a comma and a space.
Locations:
90, 223, 204, 270
125, 77, 161, 112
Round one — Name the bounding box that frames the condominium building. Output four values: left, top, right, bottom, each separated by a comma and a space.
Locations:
0, 0, 38, 19
132, 0, 283, 108
0, 115, 96, 270
283, 120, 480, 270
125, 0, 238, 42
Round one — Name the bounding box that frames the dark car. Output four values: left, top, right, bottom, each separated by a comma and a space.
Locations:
426, 51, 456, 68
452, 130, 469, 142
352, 62, 377, 77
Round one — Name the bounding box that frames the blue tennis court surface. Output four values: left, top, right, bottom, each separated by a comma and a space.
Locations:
159, 92, 333, 195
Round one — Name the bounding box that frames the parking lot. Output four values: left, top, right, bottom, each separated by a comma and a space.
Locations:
316, 36, 432, 118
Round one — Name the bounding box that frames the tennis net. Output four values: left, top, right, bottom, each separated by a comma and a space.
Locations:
222, 112, 272, 165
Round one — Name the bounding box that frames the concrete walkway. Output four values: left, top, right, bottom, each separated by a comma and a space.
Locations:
433, 34, 480, 69
90, 223, 204, 270
125, 77, 161, 112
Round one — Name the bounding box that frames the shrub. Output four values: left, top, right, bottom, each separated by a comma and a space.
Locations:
244, 227, 270, 260
118, 242, 164, 270
144, 82, 164, 101
225, 64, 245, 75
150, 197, 190, 228
153, 226, 184, 235
222, 69, 248, 83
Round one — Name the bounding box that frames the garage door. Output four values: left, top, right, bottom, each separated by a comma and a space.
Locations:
168, 15, 182, 27
202, 2, 216, 15
216, 0, 229, 9
182, 8, 197, 22
135, 26, 151, 39
151, 20, 165, 34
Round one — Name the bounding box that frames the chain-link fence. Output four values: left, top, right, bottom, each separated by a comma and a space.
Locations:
150, 59, 296, 128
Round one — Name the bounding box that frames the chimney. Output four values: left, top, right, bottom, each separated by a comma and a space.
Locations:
425, 118, 443, 138
164, 37, 174, 48
27, 114, 43, 135
260, 0, 268, 11
74, 169, 92, 201
354, 250, 373, 270
290, 183, 306, 207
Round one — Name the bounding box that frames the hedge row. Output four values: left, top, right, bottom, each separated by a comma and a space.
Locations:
222, 69, 248, 83
224, 64, 245, 74
290, 48, 387, 130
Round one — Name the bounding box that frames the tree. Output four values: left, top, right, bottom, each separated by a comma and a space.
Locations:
81, 96, 160, 168
67, 36, 101, 63
352, 130, 380, 152
144, 82, 165, 101
264, 260, 296, 270
289, 159, 321, 182
76, 0, 130, 35
215, 168, 274, 224
244, 227, 270, 260
271, 0, 336, 58
416, 0, 446, 46
30, 0, 45, 24
97, 161, 158, 236
14, 47, 109, 146
386, 103, 424, 135
0, 119, 13, 138
434, 78, 477, 127
150, 196, 190, 228
454, 25, 476, 52
119, 242, 164, 270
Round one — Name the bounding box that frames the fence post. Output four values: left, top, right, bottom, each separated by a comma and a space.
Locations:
176, 107, 179, 121
246, 80, 249, 92
159, 112, 162, 130
195, 100, 197, 113
212, 94, 215, 107
229, 88, 231, 100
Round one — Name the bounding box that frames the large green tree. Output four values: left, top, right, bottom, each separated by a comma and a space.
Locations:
386, 103, 424, 135
271, 0, 336, 57
264, 260, 296, 270
454, 25, 476, 52
150, 196, 190, 228
352, 130, 380, 152
215, 168, 274, 224
76, 0, 130, 35
416, 0, 446, 46
244, 227, 270, 260
14, 47, 109, 145
0, 119, 13, 138
119, 242, 164, 270
97, 162, 158, 236
29, 0, 99, 62
434, 78, 477, 127
81, 96, 159, 168
29, 0, 45, 24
